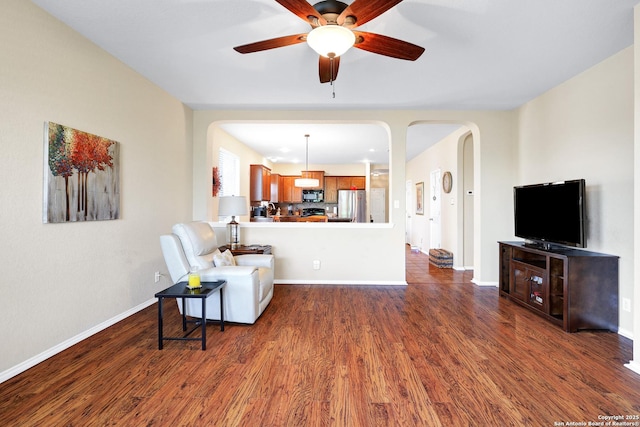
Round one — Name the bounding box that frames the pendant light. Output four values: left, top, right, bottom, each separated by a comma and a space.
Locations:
295, 134, 319, 188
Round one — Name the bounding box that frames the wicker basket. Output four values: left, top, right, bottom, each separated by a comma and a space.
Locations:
428, 249, 453, 268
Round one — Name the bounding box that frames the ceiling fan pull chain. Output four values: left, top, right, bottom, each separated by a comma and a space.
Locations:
330, 56, 336, 98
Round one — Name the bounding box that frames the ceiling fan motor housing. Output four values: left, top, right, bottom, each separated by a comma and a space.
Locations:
314, 1, 348, 15
313, 0, 353, 25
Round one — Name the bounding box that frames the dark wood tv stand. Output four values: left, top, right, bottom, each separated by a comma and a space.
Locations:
498, 241, 618, 332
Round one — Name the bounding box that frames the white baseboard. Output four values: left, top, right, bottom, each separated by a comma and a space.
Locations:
452, 266, 475, 271
618, 327, 634, 340
275, 280, 407, 286
472, 278, 499, 287
624, 360, 640, 376
0, 298, 156, 384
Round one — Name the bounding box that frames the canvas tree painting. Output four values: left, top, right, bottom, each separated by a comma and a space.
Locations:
44, 122, 120, 223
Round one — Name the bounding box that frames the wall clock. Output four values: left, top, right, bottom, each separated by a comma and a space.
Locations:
442, 171, 453, 194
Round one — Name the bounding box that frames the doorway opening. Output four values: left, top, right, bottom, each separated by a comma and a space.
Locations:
405, 122, 477, 272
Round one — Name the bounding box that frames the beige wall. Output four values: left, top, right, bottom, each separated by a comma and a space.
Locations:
516, 46, 634, 336
627, 5, 640, 374
462, 134, 475, 268
0, 0, 193, 377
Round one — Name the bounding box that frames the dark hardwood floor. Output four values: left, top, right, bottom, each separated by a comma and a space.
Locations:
1, 246, 639, 426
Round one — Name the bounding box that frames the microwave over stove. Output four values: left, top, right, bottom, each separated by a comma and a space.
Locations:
302, 189, 324, 202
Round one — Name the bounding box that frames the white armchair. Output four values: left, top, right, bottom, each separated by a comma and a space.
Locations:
160, 221, 274, 324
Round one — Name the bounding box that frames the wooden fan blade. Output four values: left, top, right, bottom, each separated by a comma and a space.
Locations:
353, 31, 424, 61
319, 55, 340, 83
275, 0, 327, 26
338, 0, 404, 27
234, 34, 308, 54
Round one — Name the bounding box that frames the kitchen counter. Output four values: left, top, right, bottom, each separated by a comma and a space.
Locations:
250, 217, 274, 222
250, 215, 352, 223
274, 215, 328, 223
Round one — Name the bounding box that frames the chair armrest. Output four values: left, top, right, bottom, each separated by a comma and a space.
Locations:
199, 265, 257, 281
234, 254, 274, 269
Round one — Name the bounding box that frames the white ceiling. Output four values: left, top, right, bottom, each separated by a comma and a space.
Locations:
219, 122, 390, 164
30, 0, 639, 164
218, 121, 463, 164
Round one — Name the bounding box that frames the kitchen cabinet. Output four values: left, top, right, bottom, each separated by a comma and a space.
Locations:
324, 176, 338, 203
336, 176, 351, 190
250, 164, 271, 202
279, 175, 302, 203
325, 176, 366, 203
350, 176, 365, 189
270, 173, 280, 203
336, 176, 365, 190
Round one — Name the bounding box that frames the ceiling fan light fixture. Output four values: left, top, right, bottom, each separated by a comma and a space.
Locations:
306, 25, 355, 58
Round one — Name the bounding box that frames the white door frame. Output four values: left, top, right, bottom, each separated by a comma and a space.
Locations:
430, 169, 442, 249
405, 180, 412, 245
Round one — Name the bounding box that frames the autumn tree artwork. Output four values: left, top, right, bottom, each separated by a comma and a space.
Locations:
44, 122, 120, 223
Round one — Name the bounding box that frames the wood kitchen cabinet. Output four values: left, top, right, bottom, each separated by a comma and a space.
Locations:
324, 175, 365, 203
250, 164, 271, 202
350, 176, 365, 189
324, 176, 338, 203
336, 176, 365, 190
279, 175, 302, 203
270, 173, 280, 203
336, 176, 351, 190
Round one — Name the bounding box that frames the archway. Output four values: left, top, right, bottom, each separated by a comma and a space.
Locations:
406, 122, 477, 273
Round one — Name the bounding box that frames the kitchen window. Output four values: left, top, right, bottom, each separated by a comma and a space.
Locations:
218, 148, 240, 222
218, 148, 239, 197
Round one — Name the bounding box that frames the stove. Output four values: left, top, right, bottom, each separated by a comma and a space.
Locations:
301, 208, 326, 217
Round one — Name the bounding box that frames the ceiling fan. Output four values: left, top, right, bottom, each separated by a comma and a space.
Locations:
233, 0, 425, 84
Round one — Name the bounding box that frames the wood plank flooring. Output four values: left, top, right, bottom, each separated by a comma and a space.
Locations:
1, 246, 639, 426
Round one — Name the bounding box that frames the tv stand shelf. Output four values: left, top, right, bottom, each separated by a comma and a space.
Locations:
499, 241, 618, 332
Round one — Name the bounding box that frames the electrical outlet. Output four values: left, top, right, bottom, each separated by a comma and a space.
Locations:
154, 271, 161, 283
623, 298, 631, 312
313, 260, 321, 270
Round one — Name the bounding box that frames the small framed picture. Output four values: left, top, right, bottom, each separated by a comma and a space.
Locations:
416, 182, 424, 215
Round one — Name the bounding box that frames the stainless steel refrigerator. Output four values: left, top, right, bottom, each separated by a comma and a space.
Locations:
338, 190, 367, 223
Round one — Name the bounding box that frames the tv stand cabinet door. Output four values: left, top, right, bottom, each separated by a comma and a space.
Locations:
510, 261, 531, 303
526, 269, 548, 313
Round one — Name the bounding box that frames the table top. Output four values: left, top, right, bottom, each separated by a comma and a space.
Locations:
155, 280, 225, 299
218, 244, 271, 254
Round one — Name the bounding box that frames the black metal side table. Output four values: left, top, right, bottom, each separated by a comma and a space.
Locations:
155, 280, 225, 350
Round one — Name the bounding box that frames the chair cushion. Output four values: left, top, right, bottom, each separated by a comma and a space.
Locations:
258, 267, 273, 302
173, 222, 218, 256
213, 249, 236, 267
